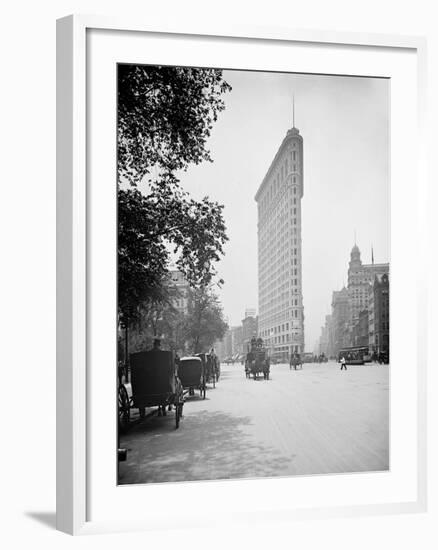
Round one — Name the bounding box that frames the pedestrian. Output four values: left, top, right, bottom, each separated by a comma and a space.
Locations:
340, 356, 347, 370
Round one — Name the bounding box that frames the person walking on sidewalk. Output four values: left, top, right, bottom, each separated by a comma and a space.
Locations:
340, 356, 347, 370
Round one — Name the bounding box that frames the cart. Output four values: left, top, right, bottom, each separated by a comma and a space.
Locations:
127, 349, 184, 429
178, 356, 206, 399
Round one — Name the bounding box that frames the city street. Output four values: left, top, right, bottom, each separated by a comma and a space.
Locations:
118, 361, 389, 484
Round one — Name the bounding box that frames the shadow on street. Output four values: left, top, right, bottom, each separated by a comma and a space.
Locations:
119, 409, 291, 484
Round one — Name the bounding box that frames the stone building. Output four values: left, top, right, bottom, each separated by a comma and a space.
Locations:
368, 273, 390, 356
347, 245, 388, 329
319, 246, 389, 357
255, 107, 304, 362
351, 309, 369, 347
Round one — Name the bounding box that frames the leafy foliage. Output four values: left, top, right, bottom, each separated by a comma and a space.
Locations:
118, 64, 232, 186
183, 287, 228, 354
117, 65, 231, 327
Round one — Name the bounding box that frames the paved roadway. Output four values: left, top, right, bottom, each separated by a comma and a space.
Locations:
118, 361, 389, 485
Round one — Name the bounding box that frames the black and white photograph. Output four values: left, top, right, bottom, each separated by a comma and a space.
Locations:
117, 64, 390, 485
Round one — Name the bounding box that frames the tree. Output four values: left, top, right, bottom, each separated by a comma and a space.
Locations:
117, 65, 231, 328
118, 64, 232, 186
183, 287, 228, 354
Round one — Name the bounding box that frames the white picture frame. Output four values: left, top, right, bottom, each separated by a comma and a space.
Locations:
56, 14, 428, 535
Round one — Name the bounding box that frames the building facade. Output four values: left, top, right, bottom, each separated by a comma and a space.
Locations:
318, 245, 390, 357
331, 287, 350, 356
347, 245, 388, 328
242, 315, 258, 353
368, 273, 390, 356
255, 117, 305, 361
169, 269, 189, 315
244, 308, 256, 319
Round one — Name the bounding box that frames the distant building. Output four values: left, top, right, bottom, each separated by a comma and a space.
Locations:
368, 273, 390, 356
351, 309, 369, 347
319, 314, 333, 357
347, 245, 388, 328
331, 287, 349, 356
255, 105, 305, 361
224, 330, 233, 358
319, 246, 389, 357
231, 326, 244, 356
244, 308, 256, 319
169, 269, 189, 315
242, 315, 258, 353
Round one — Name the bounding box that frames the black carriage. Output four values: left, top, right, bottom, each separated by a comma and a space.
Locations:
121, 349, 184, 429
178, 356, 206, 399
245, 337, 270, 380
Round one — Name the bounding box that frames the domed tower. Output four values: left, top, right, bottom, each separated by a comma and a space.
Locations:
348, 244, 361, 280
348, 243, 364, 324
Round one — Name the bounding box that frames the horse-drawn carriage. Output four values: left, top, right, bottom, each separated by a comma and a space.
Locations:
196, 352, 220, 387
118, 349, 184, 430
245, 337, 270, 380
289, 353, 303, 370
178, 356, 206, 399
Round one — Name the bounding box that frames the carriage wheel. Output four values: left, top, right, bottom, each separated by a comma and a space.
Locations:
118, 384, 130, 431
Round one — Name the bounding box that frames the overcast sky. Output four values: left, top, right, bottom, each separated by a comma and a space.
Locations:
175, 69, 390, 351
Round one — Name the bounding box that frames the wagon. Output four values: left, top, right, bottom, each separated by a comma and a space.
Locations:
178, 356, 206, 399
124, 349, 184, 429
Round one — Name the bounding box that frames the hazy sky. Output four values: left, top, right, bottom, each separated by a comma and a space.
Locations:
174, 69, 390, 351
